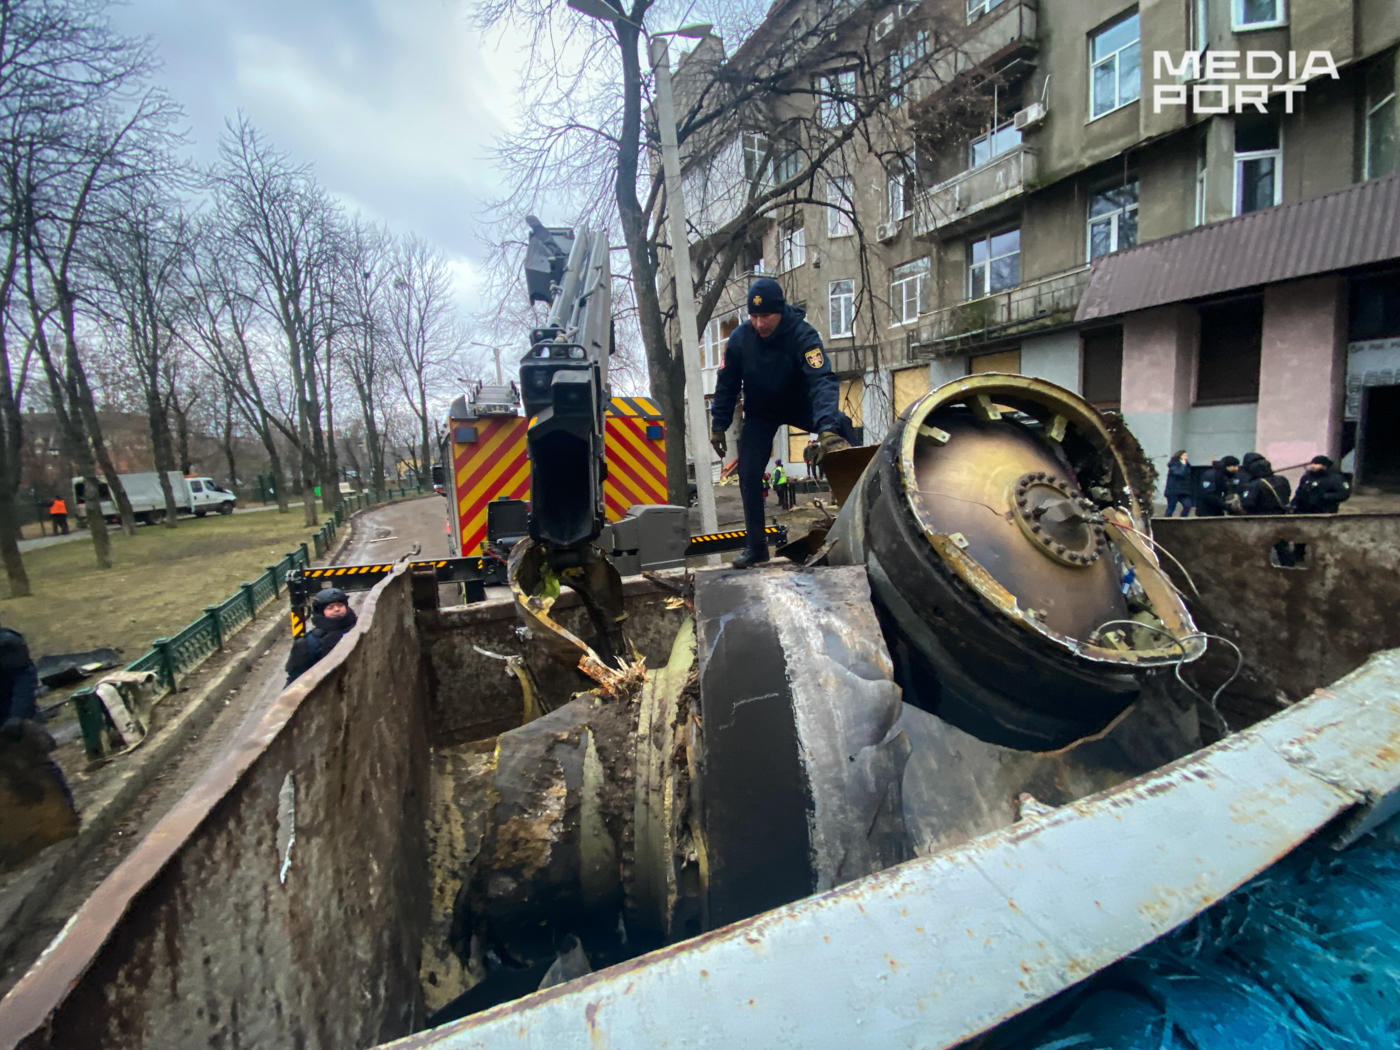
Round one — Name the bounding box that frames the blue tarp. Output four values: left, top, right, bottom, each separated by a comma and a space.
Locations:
991, 817, 1400, 1050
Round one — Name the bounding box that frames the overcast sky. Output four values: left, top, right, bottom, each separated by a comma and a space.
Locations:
110, 0, 525, 314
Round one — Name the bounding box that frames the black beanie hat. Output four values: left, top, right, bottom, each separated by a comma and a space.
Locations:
1310, 455, 1334, 468
1220, 455, 1240, 467
747, 277, 786, 314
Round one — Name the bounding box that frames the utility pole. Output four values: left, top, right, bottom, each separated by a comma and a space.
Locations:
649, 35, 718, 538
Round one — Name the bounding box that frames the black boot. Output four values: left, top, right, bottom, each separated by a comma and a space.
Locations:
731, 547, 770, 570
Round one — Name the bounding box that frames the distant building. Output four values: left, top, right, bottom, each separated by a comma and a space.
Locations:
668, 0, 1400, 490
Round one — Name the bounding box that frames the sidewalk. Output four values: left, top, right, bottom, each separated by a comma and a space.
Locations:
17, 502, 310, 553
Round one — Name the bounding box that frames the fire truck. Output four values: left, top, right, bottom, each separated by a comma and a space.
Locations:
441, 380, 669, 562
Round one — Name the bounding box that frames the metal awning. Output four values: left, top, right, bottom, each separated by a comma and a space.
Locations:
1076, 172, 1400, 321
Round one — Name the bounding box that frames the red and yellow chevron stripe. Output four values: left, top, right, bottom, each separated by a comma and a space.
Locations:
604, 397, 666, 522
451, 417, 530, 554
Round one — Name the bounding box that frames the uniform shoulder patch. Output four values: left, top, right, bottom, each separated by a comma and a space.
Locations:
804, 348, 824, 369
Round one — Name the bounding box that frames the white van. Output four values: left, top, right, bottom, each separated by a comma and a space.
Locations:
71, 472, 237, 525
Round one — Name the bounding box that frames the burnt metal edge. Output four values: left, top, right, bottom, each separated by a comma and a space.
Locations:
0, 563, 405, 1049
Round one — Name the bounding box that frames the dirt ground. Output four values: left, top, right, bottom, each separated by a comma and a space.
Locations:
1, 508, 334, 665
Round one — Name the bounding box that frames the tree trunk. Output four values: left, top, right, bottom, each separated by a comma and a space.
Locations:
322, 356, 340, 511
613, 24, 689, 506
221, 396, 238, 491
145, 371, 180, 528
56, 286, 137, 535
81, 471, 111, 568
0, 499, 29, 597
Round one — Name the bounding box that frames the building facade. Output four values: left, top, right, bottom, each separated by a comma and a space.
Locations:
670, 0, 1400, 492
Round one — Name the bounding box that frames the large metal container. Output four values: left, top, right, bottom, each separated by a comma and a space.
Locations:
827, 374, 1205, 749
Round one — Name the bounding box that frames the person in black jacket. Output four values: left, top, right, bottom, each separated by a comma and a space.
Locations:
285, 587, 358, 685
1164, 450, 1193, 517
1291, 455, 1350, 514
1196, 456, 1239, 517
1237, 456, 1291, 515
710, 278, 856, 568
0, 624, 38, 724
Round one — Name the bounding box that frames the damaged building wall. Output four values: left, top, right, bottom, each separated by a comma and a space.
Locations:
1153, 514, 1400, 724
0, 571, 433, 1050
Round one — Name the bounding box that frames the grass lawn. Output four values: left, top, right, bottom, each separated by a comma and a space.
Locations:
1, 510, 326, 663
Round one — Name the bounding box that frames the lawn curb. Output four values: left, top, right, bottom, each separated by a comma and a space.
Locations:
0, 504, 370, 979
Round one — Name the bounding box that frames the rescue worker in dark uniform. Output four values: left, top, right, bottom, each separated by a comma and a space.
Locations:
1237, 456, 1291, 515
1291, 455, 1350, 514
285, 587, 358, 685
0, 624, 38, 723
710, 278, 855, 568
1196, 455, 1239, 517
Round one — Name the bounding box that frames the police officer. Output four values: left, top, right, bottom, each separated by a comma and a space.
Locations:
285, 587, 358, 685
1291, 455, 1350, 514
710, 277, 855, 568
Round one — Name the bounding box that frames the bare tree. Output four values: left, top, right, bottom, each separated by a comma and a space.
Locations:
86, 190, 188, 526
183, 223, 292, 514
474, 0, 969, 503
341, 217, 394, 495
211, 116, 341, 527
385, 233, 455, 482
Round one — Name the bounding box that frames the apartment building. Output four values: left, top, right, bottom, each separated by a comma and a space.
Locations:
670, 0, 1400, 490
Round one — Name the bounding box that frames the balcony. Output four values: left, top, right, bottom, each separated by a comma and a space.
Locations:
907, 264, 1090, 356
921, 0, 1039, 99
912, 145, 1037, 237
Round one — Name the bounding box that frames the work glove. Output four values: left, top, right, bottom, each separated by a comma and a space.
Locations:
710, 430, 727, 458
816, 430, 852, 463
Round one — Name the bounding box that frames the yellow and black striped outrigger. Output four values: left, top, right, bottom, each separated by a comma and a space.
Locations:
286, 526, 787, 634
287, 556, 488, 636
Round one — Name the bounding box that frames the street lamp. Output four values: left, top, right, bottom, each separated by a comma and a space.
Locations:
466, 340, 505, 385
568, 0, 719, 540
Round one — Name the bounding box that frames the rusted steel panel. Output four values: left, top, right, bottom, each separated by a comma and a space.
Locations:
1153, 514, 1400, 724
0, 570, 433, 1050
379, 650, 1400, 1050
1077, 172, 1400, 320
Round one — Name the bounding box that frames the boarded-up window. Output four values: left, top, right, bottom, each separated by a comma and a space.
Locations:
967, 348, 1021, 374
1196, 297, 1262, 404
840, 377, 865, 427
789, 429, 812, 464
1081, 327, 1123, 407
893, 366, 930, 416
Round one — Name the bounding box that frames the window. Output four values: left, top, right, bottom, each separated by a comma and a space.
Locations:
1234, 113, 1281, 215
1191, 0, 1209, 52
827, 176, 854, 237
829, 280, 855, 337
1364, 59, 1397, 180
967, 0, 1006, 24
1349, 271, 1400, 342
967, 228, 1020, 299
742, 132, 771, 186
817, 70, 857, 128
1090, 11, 1141, 119
968, 349, 1021, 374
1194, 137, 1208, 226
1088, 179, 1138, 259
1196, 297, 1262, 404
970, 120, 1021, 167
893, 366, 930, 415
774, 148, 802, 185
889, 30, 929, 107
1232, 0, 1285, 31
887, 156, 917, 222
190, 480, 204, 493
874, 2, 916, 40
702, 319, 722, 368
1080, 327, 1123, 406
889, 257, 930, 325
778, 221, 806, 272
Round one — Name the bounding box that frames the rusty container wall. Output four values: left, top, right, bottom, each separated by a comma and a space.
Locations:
0, 571, 433, 1050
1153, 514, 1400, 725
418, 578, 690, 745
